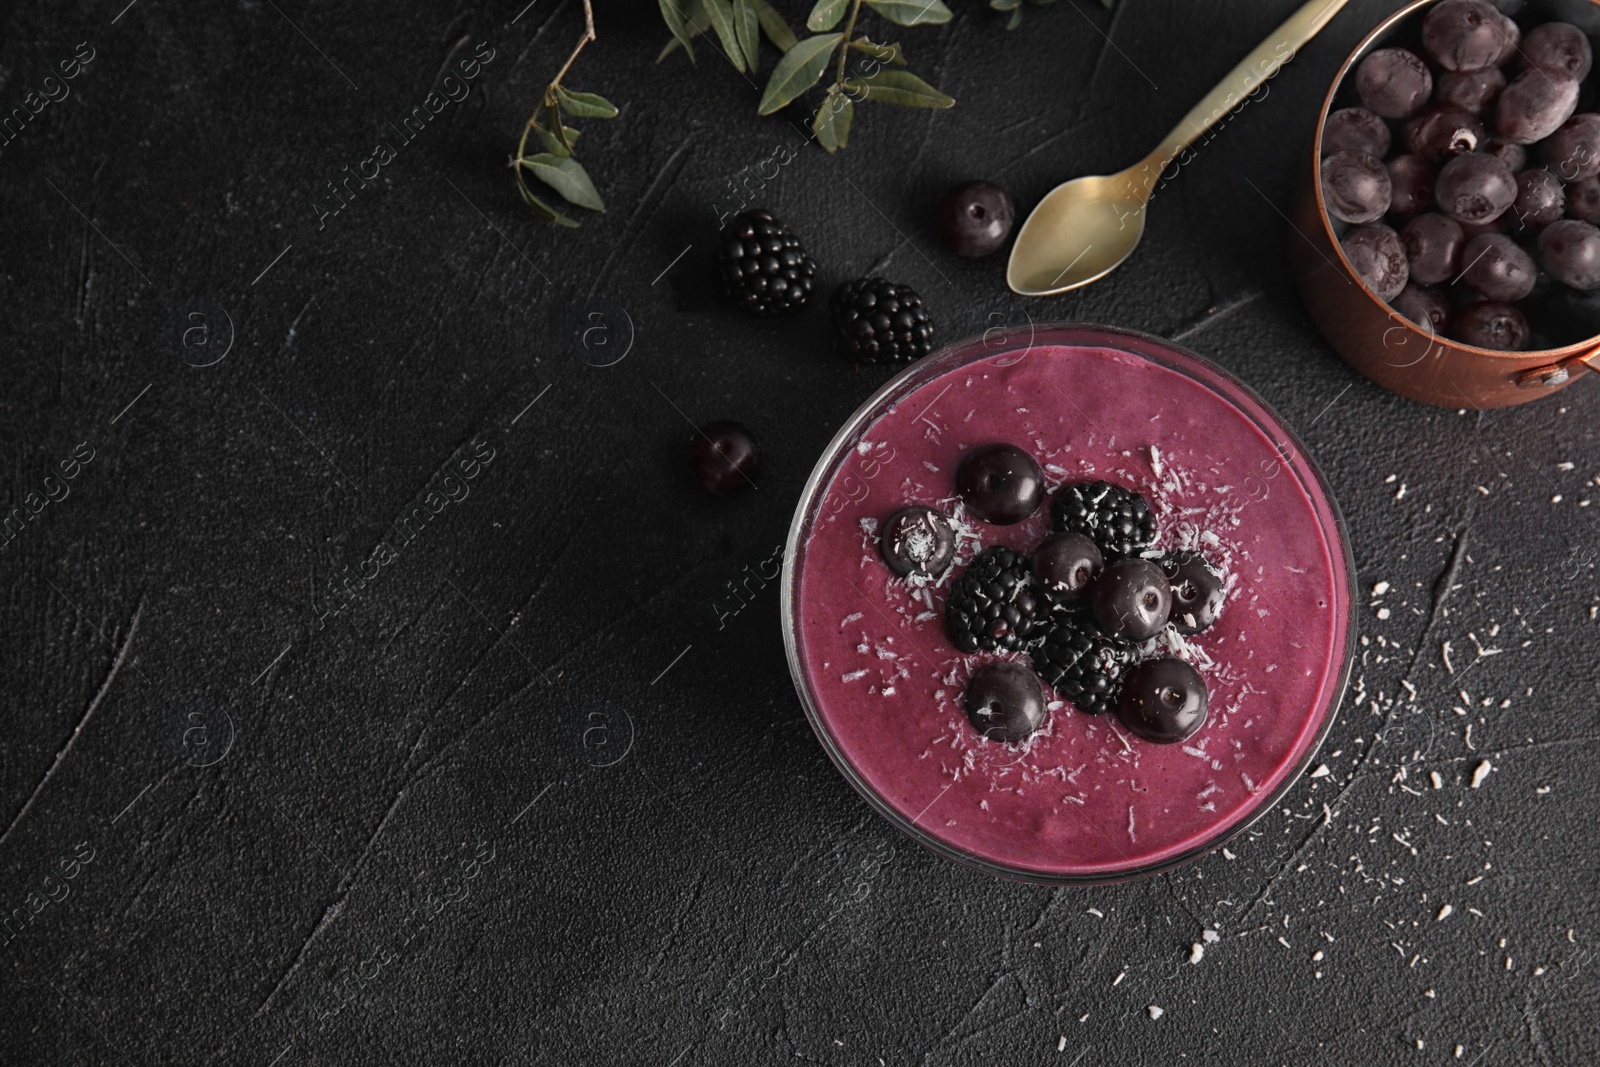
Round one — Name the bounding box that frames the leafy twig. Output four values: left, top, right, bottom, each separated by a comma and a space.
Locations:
514, 0, 615, 227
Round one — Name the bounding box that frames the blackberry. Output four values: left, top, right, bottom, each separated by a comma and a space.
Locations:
714, 209, 816, 317
830, 277, 935, 364
1030, 617, 1138, 717
944, 546, 1045, 653
1051, 481, 1156, 557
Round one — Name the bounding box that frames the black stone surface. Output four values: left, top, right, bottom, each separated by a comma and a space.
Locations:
2, 1, 1597, 1063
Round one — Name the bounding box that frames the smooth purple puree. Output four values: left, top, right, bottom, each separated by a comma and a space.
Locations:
793, 343, 1350, 877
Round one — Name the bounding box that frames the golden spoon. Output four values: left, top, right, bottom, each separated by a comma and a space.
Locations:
1007, 0, 1352, 297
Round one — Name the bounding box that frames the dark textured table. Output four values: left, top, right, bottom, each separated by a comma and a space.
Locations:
2, 1, 1596, 1063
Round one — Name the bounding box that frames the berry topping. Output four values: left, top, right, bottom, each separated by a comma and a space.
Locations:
1032, 532, 1104, 607
830, 277, 935, 364
1157, 552, 1225, 635
1512, 168, 1566, 230
938, 180, 1016, 258
957, 444, 1044, 525
1393, 284, 1451, 333
1539, 218, 1600, 289
1341, 223, 1410, 301
879, 506, 956, 578
689, 421, 759, 493
1567, 177, 1600, 224
1422, 0, 1508, 72
714, 209, 817, 318
1091, 558, 1173, 643
1030, 616, 1137, 717
1400, 213, 1466, 285
1404, 106, 1485, 158
945, 547, 1045, 653
964, 662, 1048, 743
1322, 107, 1392, 157
1321, 150, 1392, 224
1495, 68, 1580, 145
1434, 152, 1517, 224
1051, 481, 1156, 557
1452, 300, 1531, 349
1387, 155, 1437, 221
1116, 659, 1209, 744
1459, 233, 1537, 301
1545, 113, 1600, 180
1356, 47, 1434, 119
1522, 21, 1592, 81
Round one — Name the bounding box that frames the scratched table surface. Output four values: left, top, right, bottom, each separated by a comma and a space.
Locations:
2, 0, 1596, 1063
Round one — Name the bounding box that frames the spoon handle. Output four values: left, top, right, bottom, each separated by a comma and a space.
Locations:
1142, 0, 1351, 174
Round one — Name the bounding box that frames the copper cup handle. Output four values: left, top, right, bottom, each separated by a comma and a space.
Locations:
1517, 346, 1600, 389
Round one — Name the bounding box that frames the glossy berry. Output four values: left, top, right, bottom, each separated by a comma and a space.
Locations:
1322, 107, 1391, 157
1435, 152, 1516, 224
1341, 223, 1409, 301
1092, 558, 1172, 643
957, 444, 1043, 525
1453, 301, 1531, 349
1544, 113, 1600, 181
1539, 219, 1600, 289
1052, 481, 1156, 557
1422, 0, 1509, 72
945, 546, 1045, 653
1387, 155, 1436, 221
1116, 658, 1208, 745
1568, 177, 1600, 224
1437, 67, 1506, 114
1513, 168, 1566, 230
690, 421, 758, 493
1459, 233, 1537, 301
1488, 139, 1527, 172
1523, 21, 1592, 81
1157, 552, 1225, 635
1404, 106, 1485, 158
830, 277, 935, 364
1401, 213, 1466, 285
1490, 10, 1522, 66
1321, 150, 1392, 224
1495, 68, 1580, 145
965, 662, 1048, 744
1030, 617, 1137, 717
1392, 284, 1451, 333
879, 506, 955, 578
714, 209, 816, 317
1355, 47, 1433, 119
1032, 532, 1104, 607
938, 181, 1015, 257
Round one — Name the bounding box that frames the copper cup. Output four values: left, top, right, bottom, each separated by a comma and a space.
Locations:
1293, 0, 1600, 409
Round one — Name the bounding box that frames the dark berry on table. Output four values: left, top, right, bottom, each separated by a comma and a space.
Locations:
1437, 67, 1506, 114
714, 209, 816, 318
1032, 532, 1104, 607
690, 421, 759, 493
964, 662, 1048, 744
1568, 177, 1600, 224
945, 547, 1045, 653
1322, 107, 1392, 157
1453, 300, 1531, 349
879, 506, 955, 578
1539, 219, 1600, 289
1459, 233, 1537, 301
1341, 223, 1410, 301
1544, 113, 1600, 181
1321, 150, 1392, 224
938, 180, 1015, 258
1092, 558, 1172, 643
957, 443, 1043, 525
1157, 552, 1225, 635
1513, 168, 1566, 230
1495, 68, 1580, 145
1030, 616, 1137, 717
1387, 155, 1436, 221
1401, 213, 1466, 285
1404, 106, 1485, 158
1116, 658, 1208, 745
1435, 152, 1517, 224
1422, 0, 1510, 72
830, 277, 935, 364
1522, 21, 1592, 81
1355, 47, 1433, 119
1051, 481, 1156, 557
1393, 284, 1451, 333
1487, 139, 1527, 172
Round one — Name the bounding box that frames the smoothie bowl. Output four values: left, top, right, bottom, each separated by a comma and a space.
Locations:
781, 324, 1357, 884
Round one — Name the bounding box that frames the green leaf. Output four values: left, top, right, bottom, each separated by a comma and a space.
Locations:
806, 0, 848, 31
659, 0, 696, 62
811, 92, 853, 152
849, 37, 905, 64
862, 0, 952, 26
703, 0, 746, 72
843, 68, 954, 107
517, 179, 580, 227
531, 123, 582, 157
754, 0, 798, 52
989, 0, 1021, 10
757, 32, 841, 115
555, 87, 619, 119
1102, 0, 1114, 8
734, 0, 761, 72
520, 153, 606, 211
659, 1, 715, 61
1005, 6, 1022, 28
